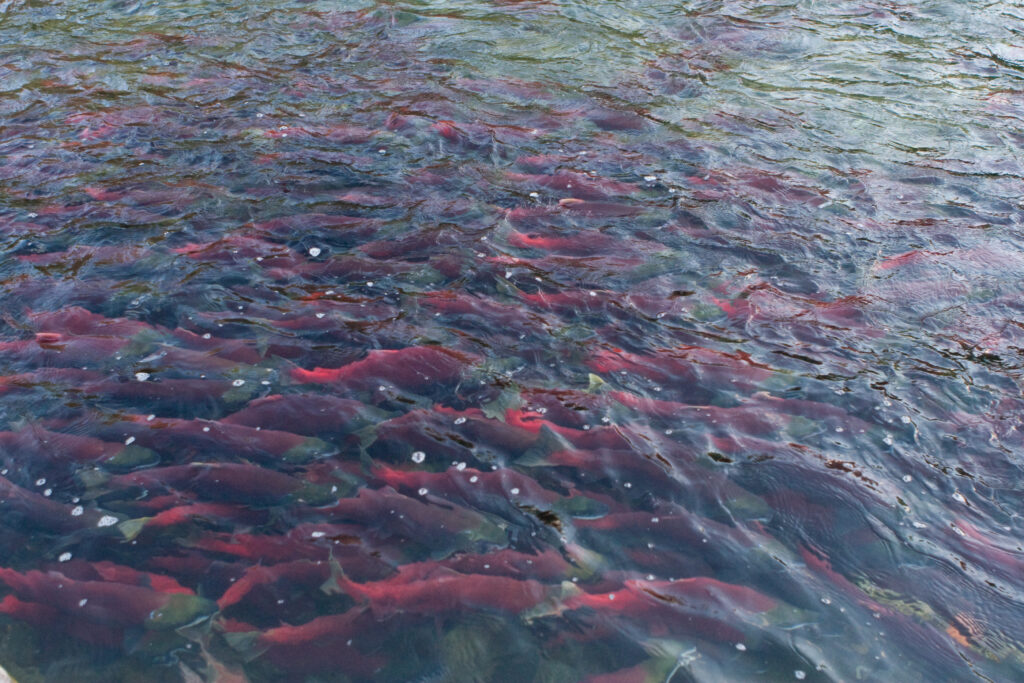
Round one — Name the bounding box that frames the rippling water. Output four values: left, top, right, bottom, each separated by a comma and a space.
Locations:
0, 0, 1023, 680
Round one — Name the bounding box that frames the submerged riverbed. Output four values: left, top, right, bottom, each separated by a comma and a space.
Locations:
0, 0, 1023, 680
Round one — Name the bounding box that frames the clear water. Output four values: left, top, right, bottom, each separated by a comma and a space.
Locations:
0, 0, 1022, 680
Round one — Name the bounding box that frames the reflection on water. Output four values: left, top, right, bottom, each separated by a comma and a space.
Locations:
0, 0, 1022, 680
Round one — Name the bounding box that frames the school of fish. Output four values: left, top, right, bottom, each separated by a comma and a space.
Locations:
0, 0, 1022, 681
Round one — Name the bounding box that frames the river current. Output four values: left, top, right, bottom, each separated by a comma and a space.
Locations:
0, 0, 1022, 681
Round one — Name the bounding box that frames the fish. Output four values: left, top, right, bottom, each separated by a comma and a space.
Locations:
372, 464, 607, 521
244, 213, 380, 241
54, 559, 194, 595
84, 414, 337, 465
0, 474, 123, 535
587, 346, 775, 399
367, 405, 540, 464
221, 393, 391, 437
558, 198, 644, 218
118, 501, 267, 540
501, 171, 639, 201
0, 567, 216, 630
0, 594, 125, 648
106, 462, 335, 507
290, 345, 477, 393
610, 391, 784, 436
216, 559, 332, 610
332, 566, 554, 616
224, 608, 389, 676
309, 486, 508, 551
562, 576, 777, 642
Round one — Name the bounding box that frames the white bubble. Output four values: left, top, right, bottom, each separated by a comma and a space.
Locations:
78, 598, 88, 607
124, 436, 135, 445
456, 462, 466, 471
794, 672, 806, 680
97, 515, 118, 528
71, 506, 84, 517
308, 247, 322, 257
902, 474, 912, 482
417, 487, 428, 496
644, 175, 657, 182
58, 552, 72, 562
35, 478, 46, 486
454, 417, 467, 425
735, 643, 746, 651
147, 414, 155, 421
310, 531, 326, 538
232, 379, 246, 387
411, 451, 426, 464
43, 488, 52, 497
529, 192, 539, 198
202, 426, 211, 432
469, 475, 479, 483
953, 492, 967, 504
315, 312, 326, 319
901, 416, 911, 423
510, 488, 520, 495
134, 372, 150, 382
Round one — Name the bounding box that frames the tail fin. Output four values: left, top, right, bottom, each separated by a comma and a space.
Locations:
118, 517, 152, 541
222, 631, 266, 663
516, 425, 572, 467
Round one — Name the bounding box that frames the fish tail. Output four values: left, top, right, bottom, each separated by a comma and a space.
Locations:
118, 517, 153, 541
222, 631, 265, 662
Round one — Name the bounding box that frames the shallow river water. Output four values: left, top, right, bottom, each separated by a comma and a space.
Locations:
0, 0, 1023, 681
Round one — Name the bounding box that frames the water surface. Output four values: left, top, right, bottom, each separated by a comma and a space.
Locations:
0, 0, 1022, 680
